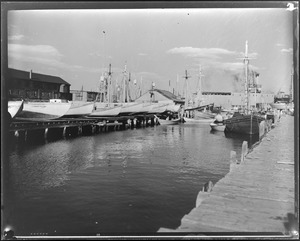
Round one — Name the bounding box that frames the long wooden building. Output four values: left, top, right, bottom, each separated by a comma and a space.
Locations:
7, 68, 72, 100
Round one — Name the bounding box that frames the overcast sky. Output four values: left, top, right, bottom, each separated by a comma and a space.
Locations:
7, 7, 294, 96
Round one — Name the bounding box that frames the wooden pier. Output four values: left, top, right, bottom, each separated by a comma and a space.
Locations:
9, 114, 158, 142
158, 114, 297, 236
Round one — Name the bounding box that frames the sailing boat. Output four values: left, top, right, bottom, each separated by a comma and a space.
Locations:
182, 69, 216, 123
224, 41, 265, 135
90, 64, 122, 117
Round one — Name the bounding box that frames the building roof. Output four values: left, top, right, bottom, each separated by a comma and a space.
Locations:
8, 68, 70, 85
154, 89, 185, 103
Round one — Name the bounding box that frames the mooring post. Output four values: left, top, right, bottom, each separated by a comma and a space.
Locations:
24, 130, 28, 142
63, 126, 67, 138
114, 120, 118, 131
78, 126, 82, 135
44, 128, 48, 140
240, 141, 248, 163
259, 121, 265, 139
196, 181, 214, 208
151, 117, 155, 126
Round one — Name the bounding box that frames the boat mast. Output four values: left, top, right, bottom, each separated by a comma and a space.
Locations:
122, 64, 127, 103
243, 40, 250, 114
107, 63, 112, 103
183, 70, 191, 109
290, 67, 293, 102
197, 65, 204, 106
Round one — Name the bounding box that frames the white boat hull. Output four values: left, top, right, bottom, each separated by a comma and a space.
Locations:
184, 117, 214, 123
16, 101, 72, 119
90, 106, 122, 117
270, 102, 287, 110
210, 122, 226, 131
8, 100, 24, 118
64, 101, 95, 117
155, 115, 181, 125
119, 102, 152, 115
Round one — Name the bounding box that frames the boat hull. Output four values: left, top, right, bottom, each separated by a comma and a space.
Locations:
64, 101, 95, 117
224, 114, 265, 135
210, 122, 225, 131
155, 115, 181, 125
90, 106, 122, 117
270, 102, 287, 110
16, 101, 72, 119
8, 100, 24, 118
184, 117, 214, 123
119, 103, 152, 116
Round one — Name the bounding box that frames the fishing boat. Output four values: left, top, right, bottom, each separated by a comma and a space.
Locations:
154, 115, 181, 125
183, 68, 216, 121
63, 101, 95, 117
15, 99, 72, 120
90, 103, 122, 117
8, 100, 24, 118
224, 41, 266, 135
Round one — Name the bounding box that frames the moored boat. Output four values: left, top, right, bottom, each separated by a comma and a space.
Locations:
224, 112, 266, 135
90, 103, 122, 117
183, 117, 214, 123
63, 101, 95, 117
154, 115, 181, 125
15, 99, 72, 120
223, 41, 266, 135
119, 102, 150, 116
210, 122, 226, 131
8, 100, 24, 118
270, 101, 287, 110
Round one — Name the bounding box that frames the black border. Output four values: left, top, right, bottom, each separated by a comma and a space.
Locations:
1, 1, 299, 239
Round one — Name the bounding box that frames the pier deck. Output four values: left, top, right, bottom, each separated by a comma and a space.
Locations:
159, 115, 297, 234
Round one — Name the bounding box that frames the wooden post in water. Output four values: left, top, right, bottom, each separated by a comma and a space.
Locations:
44, 128, 48, 141
14, 130, 19, 140
63, 126, 67, 138
24, 130, 28, 142
151, 117, 155, 126
78, 126, 82, 135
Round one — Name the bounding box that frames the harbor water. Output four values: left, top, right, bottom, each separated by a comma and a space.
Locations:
5, 123, 259, 236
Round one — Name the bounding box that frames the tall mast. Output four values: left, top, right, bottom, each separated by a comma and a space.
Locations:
290, 67, 293, 101
122, 64, 127, 103
107, 63, 112, 103
243, 40, 250, 114
183, 70, 191, 109
197, 65, 204, 106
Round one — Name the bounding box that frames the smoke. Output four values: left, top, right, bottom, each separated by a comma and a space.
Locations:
200, 66, 244, 92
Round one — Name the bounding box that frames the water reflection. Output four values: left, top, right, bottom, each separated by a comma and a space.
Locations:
6, 124, 258, 235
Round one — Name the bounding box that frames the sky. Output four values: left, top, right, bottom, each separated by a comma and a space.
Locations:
7, 6, 295, 98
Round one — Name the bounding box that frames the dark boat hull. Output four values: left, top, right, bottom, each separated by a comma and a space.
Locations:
224, 114, 265, 135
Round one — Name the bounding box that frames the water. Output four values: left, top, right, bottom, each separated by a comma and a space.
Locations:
4, 123, 259, 236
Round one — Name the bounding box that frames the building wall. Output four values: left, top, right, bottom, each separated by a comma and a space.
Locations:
70, 90, 98, 102
8, 76, 71, 100
201, 92, 275, 110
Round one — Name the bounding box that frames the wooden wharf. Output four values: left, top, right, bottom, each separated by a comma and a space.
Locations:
9, 114, 158, 142
158, 114, 298, 236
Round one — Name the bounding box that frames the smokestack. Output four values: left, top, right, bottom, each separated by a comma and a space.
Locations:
29, 69, 33, 79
